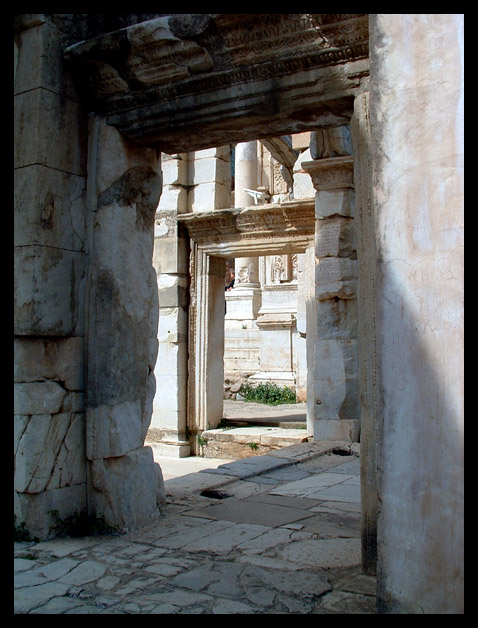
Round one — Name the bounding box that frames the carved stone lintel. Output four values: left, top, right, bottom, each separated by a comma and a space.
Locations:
177, 199, 315, 254
64, 15, 369, 151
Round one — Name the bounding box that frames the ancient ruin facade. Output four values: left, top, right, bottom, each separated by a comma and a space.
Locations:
14, 14, 463, 613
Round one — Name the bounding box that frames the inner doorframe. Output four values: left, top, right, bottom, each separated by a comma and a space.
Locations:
184, 220, 315, 454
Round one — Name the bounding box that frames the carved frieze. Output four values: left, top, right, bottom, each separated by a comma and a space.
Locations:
217, 14, 331, 67
64, 14, 369, 151
125, 18, 213, 85
177, 199, 315, 254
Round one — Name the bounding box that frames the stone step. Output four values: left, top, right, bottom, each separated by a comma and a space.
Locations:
199, 426, 311, 459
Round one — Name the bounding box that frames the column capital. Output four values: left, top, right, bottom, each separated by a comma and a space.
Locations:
302, 155, 354, 191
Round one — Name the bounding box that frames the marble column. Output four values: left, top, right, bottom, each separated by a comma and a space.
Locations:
226, 141, 261, 324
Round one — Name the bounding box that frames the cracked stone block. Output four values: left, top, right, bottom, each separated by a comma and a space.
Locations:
14, 382, 66, 415
14, 246, 86, 336
90, 446, 165, 530
14, 412, 86, 493
14, 337, 85, 391
14, 484, 88, 541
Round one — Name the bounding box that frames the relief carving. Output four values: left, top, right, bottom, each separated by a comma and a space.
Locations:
271, 255, 286, 283
302, 156, 354, 190
292, 254, 298, 280
272, 161, 289, 195
126, 17, 213, 85
269, 254, 298, 284
236, 261, 258, 284
64, 14, 368, 116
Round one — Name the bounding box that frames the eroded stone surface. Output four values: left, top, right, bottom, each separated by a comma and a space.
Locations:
15, 442, 373, 615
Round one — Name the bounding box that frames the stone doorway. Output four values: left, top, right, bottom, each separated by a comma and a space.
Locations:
185, 235, 315, 456
194, 248, 311, 459
18, 14, 371, 555
149, 133, 320, 457
150, 129, 359, 457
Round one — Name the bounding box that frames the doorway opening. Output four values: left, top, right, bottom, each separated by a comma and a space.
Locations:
170, 133, 319, 457
151, 125, 357, 459
222, 252, 307, 431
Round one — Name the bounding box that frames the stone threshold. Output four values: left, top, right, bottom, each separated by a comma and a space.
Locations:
199, 426, 311, 459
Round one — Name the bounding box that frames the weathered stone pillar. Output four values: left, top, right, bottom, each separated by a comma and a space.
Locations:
85, 116, 165, 530
150, 153, 190, 457
370, 14, 464, 613
351, 85, 378, 576
303, 133, 359, 442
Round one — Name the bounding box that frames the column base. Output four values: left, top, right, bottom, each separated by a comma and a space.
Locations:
225, 286, 262, 320
311, 419, 360, 442
148, 441, 191, 458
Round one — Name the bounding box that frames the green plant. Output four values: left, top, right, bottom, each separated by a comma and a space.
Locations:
197, 434, 208, 447
248, 442, 259, 451
49, 510, 119, 538
239, 382, 297, 406
14, 516, 40, 543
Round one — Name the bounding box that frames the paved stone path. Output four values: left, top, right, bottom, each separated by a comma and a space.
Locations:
222, 399, 307, 425
14, 441, 376, 614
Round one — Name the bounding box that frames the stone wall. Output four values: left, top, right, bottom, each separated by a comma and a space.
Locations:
14, 15, 89, 539
14, 15, 167, 538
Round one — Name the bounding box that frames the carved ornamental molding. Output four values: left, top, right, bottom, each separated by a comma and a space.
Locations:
302, 155, 354, 189
177, 199, 315, 257
64, 14, 369, 152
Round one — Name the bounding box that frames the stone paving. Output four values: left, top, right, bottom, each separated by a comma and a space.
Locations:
14, 441, 376, 614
